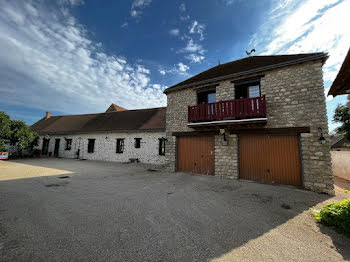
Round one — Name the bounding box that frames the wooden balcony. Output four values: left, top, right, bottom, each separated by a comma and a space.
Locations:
188, 96, 266, 125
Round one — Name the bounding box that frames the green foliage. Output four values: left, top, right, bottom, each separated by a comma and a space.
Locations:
0, 112, 11, 151
0, 111, 39, 154
345, 189, 349, 194
333, 103, 350, 141
314, 199, 350, 237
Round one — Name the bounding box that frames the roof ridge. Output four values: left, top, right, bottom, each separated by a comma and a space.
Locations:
41, 107, 166, 118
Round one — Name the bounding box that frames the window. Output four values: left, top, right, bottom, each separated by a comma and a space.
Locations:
134, 138, 142, 148
159, 138, 165, 156
234, 78, 261, 99
87, 139, 95, 153
116, 139, 124, 153
42, 138, 50, 155
65, 139, 72, 150
197, 86, 216, 104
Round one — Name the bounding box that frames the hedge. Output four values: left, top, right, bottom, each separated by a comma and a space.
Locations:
314, 198, 350, 237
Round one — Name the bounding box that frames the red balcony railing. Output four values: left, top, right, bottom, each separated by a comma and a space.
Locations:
188, 95, 266, 123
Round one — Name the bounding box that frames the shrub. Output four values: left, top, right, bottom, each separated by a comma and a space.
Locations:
32, 149, 41, 157
314, 198, 350, 237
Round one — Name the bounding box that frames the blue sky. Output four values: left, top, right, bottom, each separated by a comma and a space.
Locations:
0, 0, 349, 132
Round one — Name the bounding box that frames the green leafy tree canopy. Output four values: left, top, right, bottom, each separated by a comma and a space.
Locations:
333, 95, 350, 141
0, 111, 39, 152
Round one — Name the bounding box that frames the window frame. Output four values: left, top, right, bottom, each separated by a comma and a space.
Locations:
158, 138, 165, 156
233, 77, 262, 99
116, 138, 125, 153
134, 138, 142, 149
87, 139, 95, 153
65, 138, 72, 150
196, 86, 217, 104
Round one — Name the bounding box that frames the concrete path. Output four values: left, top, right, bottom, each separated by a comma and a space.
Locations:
0, 158, 349, 262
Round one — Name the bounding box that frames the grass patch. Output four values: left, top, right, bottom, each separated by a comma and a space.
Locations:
314, 198, 350, 238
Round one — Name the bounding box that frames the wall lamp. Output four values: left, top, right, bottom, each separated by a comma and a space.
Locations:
219, 128, 227, 141
318, 127, 326, 144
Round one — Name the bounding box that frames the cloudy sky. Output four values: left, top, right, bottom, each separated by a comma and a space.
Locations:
0, 0, 349, 131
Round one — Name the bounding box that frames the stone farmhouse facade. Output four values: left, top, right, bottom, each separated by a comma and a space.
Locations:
164, 53, 334, 194
31, 105, 166, 164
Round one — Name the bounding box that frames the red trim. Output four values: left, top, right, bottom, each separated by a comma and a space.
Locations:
188, 96, 266, 122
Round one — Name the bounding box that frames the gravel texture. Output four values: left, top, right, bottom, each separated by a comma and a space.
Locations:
0, 158, 349, 262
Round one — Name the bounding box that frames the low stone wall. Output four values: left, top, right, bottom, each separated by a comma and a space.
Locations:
331, 151, 350, 181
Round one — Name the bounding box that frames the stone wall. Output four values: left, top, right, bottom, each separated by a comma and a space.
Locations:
165, 59, 334, 194
35, 132, 166, 165
214, 134, 238, 179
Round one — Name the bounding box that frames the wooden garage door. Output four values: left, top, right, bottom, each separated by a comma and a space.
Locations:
239, 134, 301, 186
177, 136, 215, 176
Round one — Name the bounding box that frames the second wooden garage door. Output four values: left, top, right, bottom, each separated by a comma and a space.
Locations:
177, 136, 214, 176
239, 134, 302, 186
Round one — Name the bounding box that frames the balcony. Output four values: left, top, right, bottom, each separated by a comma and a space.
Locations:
188, 95, 267, 127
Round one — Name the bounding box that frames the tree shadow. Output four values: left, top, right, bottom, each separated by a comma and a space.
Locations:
0, 160, 345, 261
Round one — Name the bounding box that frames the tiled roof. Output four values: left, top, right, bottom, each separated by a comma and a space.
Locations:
105, 103, 127, 112
31, 107, 166, 135
164, 53, 328, 93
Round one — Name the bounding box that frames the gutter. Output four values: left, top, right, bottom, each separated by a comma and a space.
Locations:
37, 128, 166, 136
164, 53, 328, 94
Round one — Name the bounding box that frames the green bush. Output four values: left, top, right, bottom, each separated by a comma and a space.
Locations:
314, 198, 350, 237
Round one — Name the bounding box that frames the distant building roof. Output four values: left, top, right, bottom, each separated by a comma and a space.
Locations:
164, 53, 328, 94
328, 47, 350, 97
31, 107, 166, 135
105, 103, 127, 112
330, 134, 349, 149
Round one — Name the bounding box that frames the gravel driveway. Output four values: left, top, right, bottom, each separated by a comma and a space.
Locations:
0, 158, 349, 262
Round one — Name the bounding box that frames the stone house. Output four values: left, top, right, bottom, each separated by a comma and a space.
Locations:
164, 53, 334, 194
31, 105, 166, 164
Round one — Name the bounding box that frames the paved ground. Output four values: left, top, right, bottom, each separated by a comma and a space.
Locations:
0, 158, 349, 262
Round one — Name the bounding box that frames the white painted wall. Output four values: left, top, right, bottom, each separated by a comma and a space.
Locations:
35, 132, 166, 164
331, 151, 350, 181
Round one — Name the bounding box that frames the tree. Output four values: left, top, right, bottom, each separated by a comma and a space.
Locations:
333, 95, 350, 141
0, 112, 11, 151
0, 111, 39, 154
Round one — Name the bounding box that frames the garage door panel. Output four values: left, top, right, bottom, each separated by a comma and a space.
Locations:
239, 134, 301, 186
177, 136, 214, 176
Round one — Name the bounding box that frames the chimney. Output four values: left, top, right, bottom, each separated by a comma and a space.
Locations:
45, 112, 51, 119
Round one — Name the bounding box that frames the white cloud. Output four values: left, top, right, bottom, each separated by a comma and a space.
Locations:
181, 38, 205, 54
249, 0, 350, 84
178, 62, 189, 72
222, 0, 242, 6
121, 22, 128, 28
0, 1, 166, 115
186, 54, 205, 63
189, 20, 205, 41
179, 3, 186, 12
159, 70, 166, 75
180, 14, 190, 21
169, 28, 180, 36
59, 0, 84, 6
324, 87, 333, 101
130, 0, 152, 18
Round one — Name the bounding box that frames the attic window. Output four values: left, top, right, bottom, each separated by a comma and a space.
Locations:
134, 138, 142, 148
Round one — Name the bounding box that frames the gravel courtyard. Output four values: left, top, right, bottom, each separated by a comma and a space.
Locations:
0, 158, 349, 262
